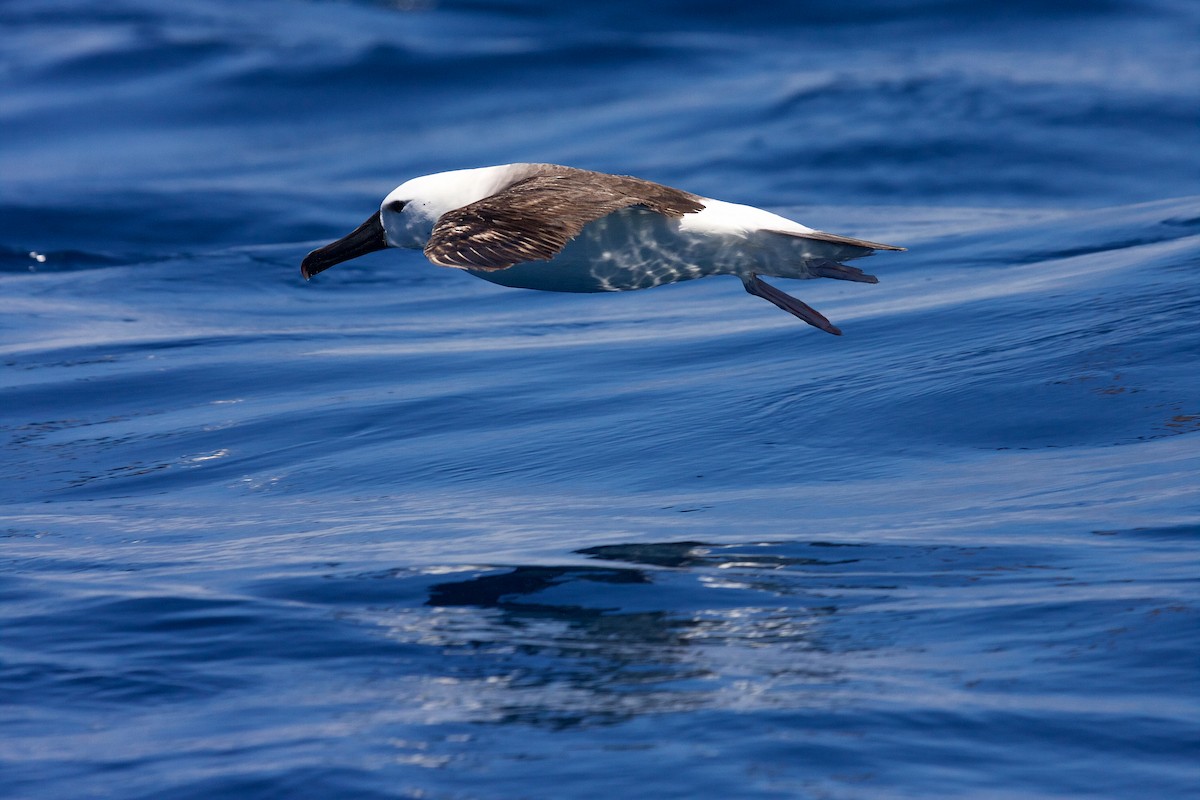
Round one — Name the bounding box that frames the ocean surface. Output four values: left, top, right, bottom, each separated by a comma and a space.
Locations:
2, 1, 1199, 798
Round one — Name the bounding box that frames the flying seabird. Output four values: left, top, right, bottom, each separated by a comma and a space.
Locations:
301, 164, 904, 334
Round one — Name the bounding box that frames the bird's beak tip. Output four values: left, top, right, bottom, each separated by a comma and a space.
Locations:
299, 211, 388, 281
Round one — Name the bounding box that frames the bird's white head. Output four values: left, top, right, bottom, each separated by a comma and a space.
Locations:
301, 166, 512, 280
377, 173, 459, 250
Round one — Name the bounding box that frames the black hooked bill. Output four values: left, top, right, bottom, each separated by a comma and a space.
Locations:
301, 212, 388, 280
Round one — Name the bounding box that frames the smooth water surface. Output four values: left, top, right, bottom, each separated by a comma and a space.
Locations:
2, 1, 1199, 798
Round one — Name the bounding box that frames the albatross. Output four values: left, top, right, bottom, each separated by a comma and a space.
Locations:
301, 164, 904, 335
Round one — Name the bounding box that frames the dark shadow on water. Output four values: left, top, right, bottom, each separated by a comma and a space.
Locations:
251, 538, 1082, 730
413, 540, 904, 727
428, 564, 650, 609
576, 539, 864, 568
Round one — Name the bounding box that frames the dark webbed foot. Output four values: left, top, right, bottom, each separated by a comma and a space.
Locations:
742, 275, 842, 335
807, 258, 878, 284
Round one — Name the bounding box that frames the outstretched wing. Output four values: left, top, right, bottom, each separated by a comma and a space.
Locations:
424, 166, 705, 271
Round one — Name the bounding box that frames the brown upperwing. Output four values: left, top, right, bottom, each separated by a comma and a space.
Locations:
424, 165, 706, 271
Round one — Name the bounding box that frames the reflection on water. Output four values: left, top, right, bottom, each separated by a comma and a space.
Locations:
338, 539, 1013, 729
577, 539, 863, 568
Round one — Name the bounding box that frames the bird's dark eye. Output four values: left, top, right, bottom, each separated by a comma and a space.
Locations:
386, 200, 406, 213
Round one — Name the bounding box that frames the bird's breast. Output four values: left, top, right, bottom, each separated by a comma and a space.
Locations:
466, 207, 752, 293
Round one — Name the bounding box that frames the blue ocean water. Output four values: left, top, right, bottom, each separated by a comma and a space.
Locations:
2, 0, 1199, 797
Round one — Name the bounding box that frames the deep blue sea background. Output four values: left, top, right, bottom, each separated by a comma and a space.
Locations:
2, 1, 1199, 798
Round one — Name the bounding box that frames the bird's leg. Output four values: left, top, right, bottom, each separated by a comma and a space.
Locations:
742, 274, 842, 335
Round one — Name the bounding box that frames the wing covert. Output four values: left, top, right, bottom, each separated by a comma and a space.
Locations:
425, 167, 704, 271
